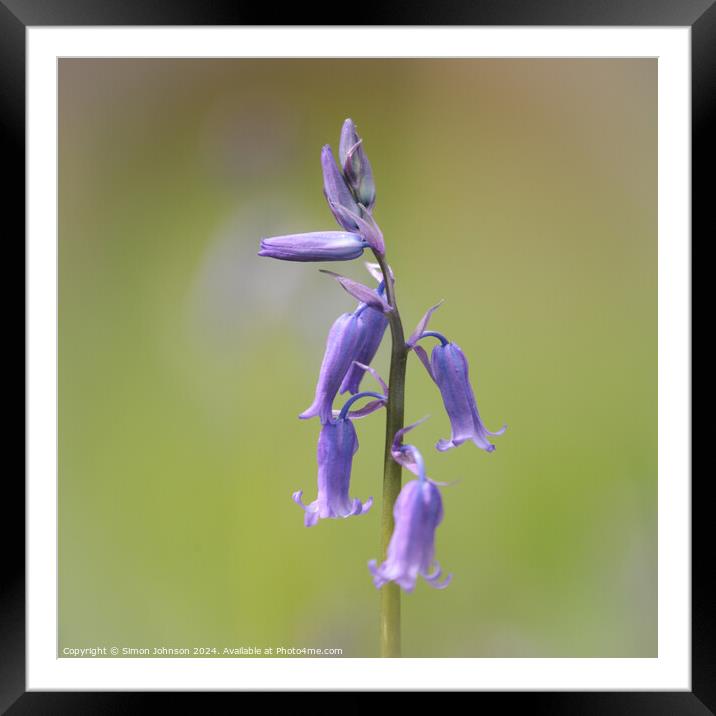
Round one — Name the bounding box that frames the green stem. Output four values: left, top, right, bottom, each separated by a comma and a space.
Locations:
374, 251, 407, 658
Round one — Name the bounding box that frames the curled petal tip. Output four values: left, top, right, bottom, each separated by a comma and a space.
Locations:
350, 497, 373, 516
293, 490, 320, 527
367, 560, 387, 589
430, 572, 453, 590
423, 559, 453, 590
435, 438, 454, 452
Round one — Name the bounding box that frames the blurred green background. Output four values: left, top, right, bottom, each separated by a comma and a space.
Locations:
58, 59, 656, 657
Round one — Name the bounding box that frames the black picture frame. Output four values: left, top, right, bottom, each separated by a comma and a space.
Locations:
6, 1, 708, 710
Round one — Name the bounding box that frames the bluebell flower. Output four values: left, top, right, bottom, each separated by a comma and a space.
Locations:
431, 341, 506, 452
368, 420, 452, 591
294, 391, 386, 527
408, 305, 506, 453
293, 417, 372, 527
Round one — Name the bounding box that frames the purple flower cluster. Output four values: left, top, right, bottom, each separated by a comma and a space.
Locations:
259, 119, 506, 593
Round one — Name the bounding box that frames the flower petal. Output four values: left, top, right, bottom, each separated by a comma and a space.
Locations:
392, 445, 426, 479
320, 270, 392, 313
322, 145, 362, 231
349, 497, 374, 516
327, 200, 384, 255
299, 312, 363, 423
391, 416, 431, 456
352, 361, 388, 396
292, 490, 320, 527
407, 300, 444, 347
339, 308, 389, 395
368, 559, 388, 589
423, 563, 453, 590
352, 207, 385, 255
412, 345, 435, 382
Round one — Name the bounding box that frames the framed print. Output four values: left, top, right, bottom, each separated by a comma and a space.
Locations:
7, 1, 710, 709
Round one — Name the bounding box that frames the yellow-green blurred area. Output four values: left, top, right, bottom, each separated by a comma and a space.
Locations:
59, 59, 656, 657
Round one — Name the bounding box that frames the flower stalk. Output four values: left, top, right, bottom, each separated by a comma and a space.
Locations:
373, 250, 407, 658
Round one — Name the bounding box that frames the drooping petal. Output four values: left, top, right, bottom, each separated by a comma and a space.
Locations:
299, 312, 363, 423
339, 305, 389, 395
320, 271, 392, 313
258, 231, 366, 262
407, 300, 444, 347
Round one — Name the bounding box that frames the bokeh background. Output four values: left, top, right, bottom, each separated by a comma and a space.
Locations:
59, 59, 656, 658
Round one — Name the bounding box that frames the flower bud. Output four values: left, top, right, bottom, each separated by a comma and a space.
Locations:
339, 118, 376, 211
258, 231, 366, 262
